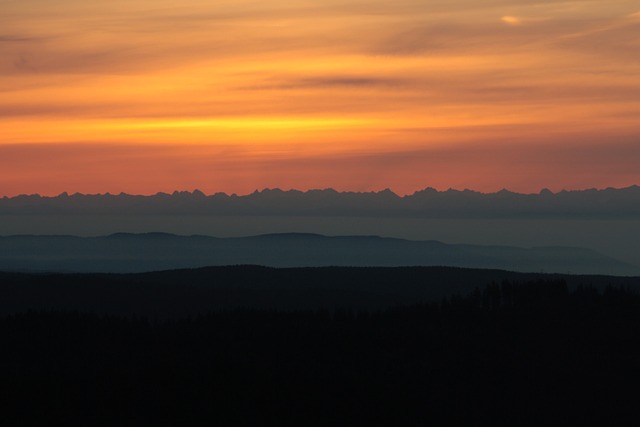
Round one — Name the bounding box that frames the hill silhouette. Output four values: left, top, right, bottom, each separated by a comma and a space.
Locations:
2, 265, 640, 317
1, 232, 638, 275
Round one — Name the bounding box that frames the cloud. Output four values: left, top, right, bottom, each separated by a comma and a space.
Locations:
2, 0, 639, 176
239, 76, 406, 91
296, 77, 400, 88
0, 35, 41, 43
371, 18, 583, 57
555, 17, 640, 62
501, 16, 521, 26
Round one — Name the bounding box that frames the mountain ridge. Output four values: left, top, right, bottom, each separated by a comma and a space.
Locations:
1, 232, 637, 276
2, 186, 640, 218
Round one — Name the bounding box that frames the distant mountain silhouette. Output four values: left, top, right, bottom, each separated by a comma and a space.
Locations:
2, 186, 640, 217
1, 233, 637, 275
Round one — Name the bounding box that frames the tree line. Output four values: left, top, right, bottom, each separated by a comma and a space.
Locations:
1, 279, 640, 425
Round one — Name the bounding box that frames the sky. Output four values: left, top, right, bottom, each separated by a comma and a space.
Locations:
1, 0, 639, 196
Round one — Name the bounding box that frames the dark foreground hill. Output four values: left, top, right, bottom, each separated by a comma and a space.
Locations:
2, 232, 639, 275
2, 275, 640, 425
2, 265, 640, 317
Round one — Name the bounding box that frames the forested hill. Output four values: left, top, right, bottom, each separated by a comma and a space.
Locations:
2, 265, 640, 317
2, 275, 640, 425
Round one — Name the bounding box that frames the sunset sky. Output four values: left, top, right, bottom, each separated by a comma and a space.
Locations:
1, 0, 639, 196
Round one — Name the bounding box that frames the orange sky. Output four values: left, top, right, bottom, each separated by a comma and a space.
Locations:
1, 0, 639, 196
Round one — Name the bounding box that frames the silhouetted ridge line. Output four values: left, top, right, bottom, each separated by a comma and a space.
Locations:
2, 265, 640, 317
0, 233, 638, 275
251, 232, 326, 239
2, 186, 640, 217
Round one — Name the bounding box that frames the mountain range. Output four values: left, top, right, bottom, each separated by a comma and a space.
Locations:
1, 233, 638, 275
2, 186, 640, 218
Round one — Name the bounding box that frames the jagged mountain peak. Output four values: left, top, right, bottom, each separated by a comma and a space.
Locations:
1, 186, 639, 218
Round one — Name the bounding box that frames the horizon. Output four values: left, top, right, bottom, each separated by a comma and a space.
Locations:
3, 183, 640, 199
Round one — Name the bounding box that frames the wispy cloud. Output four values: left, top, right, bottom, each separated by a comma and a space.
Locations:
0, 34, 42, 42
239, 76, 407, 91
